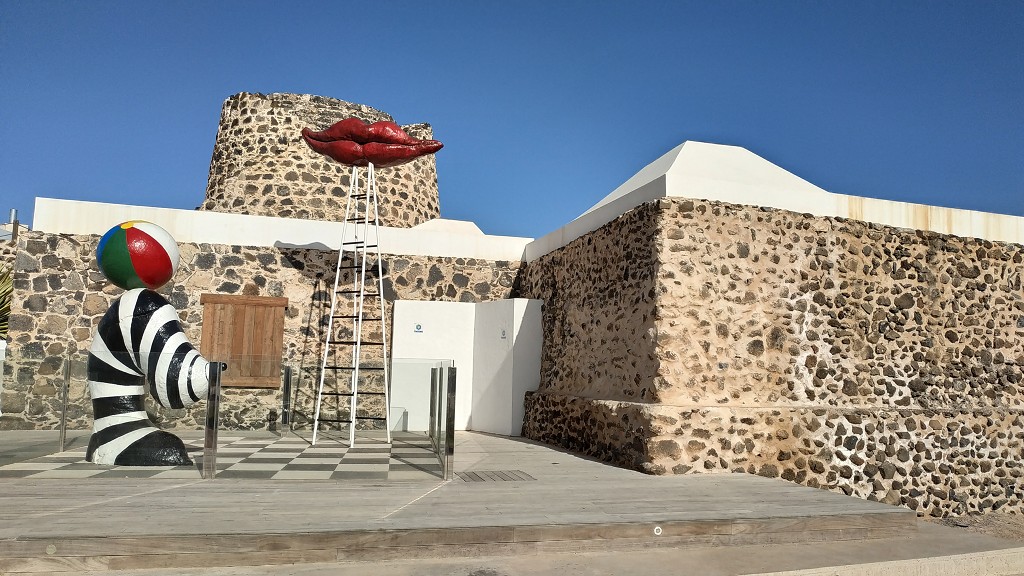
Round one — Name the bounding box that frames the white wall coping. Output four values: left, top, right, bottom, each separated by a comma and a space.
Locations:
412, 219, 484, 235
524, 141, 1024, 260
32, 198, 532, 262
33, 140, 1024, 265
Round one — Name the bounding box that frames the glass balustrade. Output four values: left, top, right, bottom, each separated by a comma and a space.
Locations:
1, 346, 455, 480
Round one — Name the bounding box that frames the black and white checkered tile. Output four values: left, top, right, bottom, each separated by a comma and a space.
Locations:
0, 432, 442, 481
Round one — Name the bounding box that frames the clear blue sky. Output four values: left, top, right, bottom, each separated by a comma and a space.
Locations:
1, 1, 1021, 239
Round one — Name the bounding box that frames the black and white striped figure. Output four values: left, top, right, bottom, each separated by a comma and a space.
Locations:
87, 288, 211, 465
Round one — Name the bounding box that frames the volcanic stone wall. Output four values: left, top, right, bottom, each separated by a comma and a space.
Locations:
519, 197, 1024, 516
1, 230, 519, 432
1, 238, 17, 270
199, 92, 441, 227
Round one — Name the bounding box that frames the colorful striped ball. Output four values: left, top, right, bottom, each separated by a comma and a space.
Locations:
96, 221, 180, 290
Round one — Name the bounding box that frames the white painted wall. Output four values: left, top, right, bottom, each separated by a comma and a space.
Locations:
471, 299, 542, 436
391, 300, 476, 430
390, 298, 542, 435
34, 139, 1024, 268
525, 141, 1024, 260
32, 198, 531, 262
389, 359, 440, 432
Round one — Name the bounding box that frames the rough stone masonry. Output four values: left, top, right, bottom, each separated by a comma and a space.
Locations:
2, 231, 520, 433
200, 92, 441, 227
518, 197, 1024, 517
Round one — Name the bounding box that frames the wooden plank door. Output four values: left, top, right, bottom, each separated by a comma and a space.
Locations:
200, 294, 288, 388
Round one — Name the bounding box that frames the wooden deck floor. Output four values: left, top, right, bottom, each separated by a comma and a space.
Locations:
0, 431, 915, 572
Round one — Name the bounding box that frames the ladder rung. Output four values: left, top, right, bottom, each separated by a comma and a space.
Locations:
316, 415, 388, 423
314, 177, 392, 437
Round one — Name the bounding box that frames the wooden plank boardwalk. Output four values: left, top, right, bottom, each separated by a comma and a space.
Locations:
0, 431, 915, 573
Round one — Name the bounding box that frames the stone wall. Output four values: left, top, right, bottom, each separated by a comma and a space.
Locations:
519, 197, 1024, 516
516, 202, 662, 403
1, 238, 17, 270
198, 93, 441, 227
1, 230, 519, 432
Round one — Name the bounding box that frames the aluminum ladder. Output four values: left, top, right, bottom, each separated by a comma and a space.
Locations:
312, 163, 391, 446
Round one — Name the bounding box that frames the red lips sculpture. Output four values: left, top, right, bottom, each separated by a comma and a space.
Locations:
301, 118, 443, 168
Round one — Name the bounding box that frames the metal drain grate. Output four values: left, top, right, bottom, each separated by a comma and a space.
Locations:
456, 470, 536, 482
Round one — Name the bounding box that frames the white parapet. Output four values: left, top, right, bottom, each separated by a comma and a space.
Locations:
525, 141, 1024, 261
32, 198, 532, 262
34, 140, 1024, 265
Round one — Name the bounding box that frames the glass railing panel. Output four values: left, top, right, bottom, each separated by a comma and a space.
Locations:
0, 345, 289, 477
392, 357, 456, 480
2, 344, 450, 480
1, 345, 90, 462
434, 362, 456, 481
391, 358, 444, 434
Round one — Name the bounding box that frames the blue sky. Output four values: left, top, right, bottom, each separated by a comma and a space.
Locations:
1, 1, 1021, 239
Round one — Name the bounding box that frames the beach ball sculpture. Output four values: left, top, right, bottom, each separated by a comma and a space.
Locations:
87, 220, 212, 466
96, 220, 180, 290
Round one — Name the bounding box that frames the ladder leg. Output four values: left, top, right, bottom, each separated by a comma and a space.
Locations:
313, 165, 359, 446
369, 163, 392, 444
313, 161, 391, 449
350, 163, 371, 447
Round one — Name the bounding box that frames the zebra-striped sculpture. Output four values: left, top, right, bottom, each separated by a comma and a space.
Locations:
87, 288, 211, 465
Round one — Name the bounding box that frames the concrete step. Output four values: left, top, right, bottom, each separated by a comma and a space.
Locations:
4, 524, 1023, 576
0, 431, 931, 573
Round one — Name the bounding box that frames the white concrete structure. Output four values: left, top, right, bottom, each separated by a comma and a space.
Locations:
524, 141, 1024, 260
390, 299, 541, 435
32, 198, 531, 263
471, 299, 542, 436
34, 141, 1024, 266
391, 301, 476, 430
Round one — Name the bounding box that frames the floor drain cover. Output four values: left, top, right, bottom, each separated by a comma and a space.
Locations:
456, 470, 536, 482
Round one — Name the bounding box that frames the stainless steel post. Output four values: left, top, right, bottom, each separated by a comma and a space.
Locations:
203, 362, 225, 479
443, 366, 457, 481
282, 365, 292, 427
58, 354, 70, 452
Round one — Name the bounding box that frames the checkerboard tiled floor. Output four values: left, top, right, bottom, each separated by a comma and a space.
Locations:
0, 432, 443, 481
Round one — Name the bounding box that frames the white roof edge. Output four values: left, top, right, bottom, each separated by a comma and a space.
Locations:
524, 176, 667, 261
525, 140, 1024, 261
32, 141, 1024, 267
578, 142, 687, 218
32, 198, 531, 262
411, 218, 484, 235
665, 142, 1024, 245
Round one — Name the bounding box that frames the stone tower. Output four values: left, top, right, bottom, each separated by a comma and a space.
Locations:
199, 92, 441, 227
